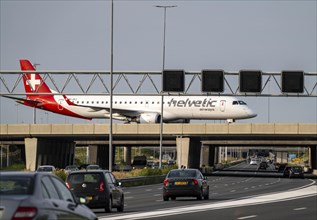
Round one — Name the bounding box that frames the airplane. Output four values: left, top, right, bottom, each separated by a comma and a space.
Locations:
2, 59, 257, 123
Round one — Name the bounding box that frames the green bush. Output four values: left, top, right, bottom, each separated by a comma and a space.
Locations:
54, 169, 67, 181
0, 163, 26, 171
138, 167, 163, 176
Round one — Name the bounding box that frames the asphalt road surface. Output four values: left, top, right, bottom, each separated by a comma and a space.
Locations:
94, 169, 317, 220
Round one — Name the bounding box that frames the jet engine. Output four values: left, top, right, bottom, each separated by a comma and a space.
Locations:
137, 113, 161, 123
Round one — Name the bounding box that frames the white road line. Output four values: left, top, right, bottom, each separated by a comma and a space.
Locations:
153, 194, 161, 197
293, 207, 307, 211
146, 189, 152, 191
237, 215, 257, 220
125, 197, 134, 200
100, 185, 317, 220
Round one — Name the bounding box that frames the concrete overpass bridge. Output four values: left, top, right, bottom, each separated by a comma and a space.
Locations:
1, 123, 316, 172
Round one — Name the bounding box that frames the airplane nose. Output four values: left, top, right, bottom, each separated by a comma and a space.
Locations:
247, 109, 257, 118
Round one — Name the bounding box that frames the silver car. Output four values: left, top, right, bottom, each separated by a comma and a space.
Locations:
0, 171, 97, 220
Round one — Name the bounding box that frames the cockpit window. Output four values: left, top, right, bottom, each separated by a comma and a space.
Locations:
232, 101, 247, 105
239, 101, 247, 105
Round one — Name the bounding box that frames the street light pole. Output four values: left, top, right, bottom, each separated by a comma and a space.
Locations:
155, 5, 177, 168
109, 0, 114, 172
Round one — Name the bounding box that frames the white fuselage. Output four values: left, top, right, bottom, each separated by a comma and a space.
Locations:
55, 95, 256, 122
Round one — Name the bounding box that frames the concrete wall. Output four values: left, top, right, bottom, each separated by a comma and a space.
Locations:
24, 138, 75, 171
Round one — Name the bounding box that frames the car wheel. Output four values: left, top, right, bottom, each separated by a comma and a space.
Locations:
105, 197, 112, 213
197, 190, 203, 200
204, 188, 209, 200
163, 195, 169, 201
117, 196, 124, 212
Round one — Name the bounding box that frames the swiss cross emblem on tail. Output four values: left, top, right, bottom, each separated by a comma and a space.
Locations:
20, 60, 51, 94
26, 74, 41, 91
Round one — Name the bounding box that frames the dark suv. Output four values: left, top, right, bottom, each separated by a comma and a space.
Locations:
66, 170, 124, 213
289, 166, 304, 178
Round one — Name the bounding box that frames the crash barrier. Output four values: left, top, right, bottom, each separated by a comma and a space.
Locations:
120, 175, 166, 187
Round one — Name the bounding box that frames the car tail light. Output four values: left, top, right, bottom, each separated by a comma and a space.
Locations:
163, 179, 169, 186
65, 181, 70, 189
99, 182, 104, 192
12, 207, 37, 220
192, 179, 198, 185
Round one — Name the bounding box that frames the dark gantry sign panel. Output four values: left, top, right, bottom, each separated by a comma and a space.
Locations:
162, 70, 185, 92
201, 70, 224, 93
281, 71, 304, 93
239, 70, 262, 93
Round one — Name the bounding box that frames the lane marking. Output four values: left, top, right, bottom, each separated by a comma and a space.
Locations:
238, 215, 257, 220
293, 207, 307, 211
100, 185, 317, 220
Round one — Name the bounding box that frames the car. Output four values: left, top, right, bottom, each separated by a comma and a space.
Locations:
132, 155, 147, 169
65, 165, 79, 173
278, 163, 288, 173
66, 170, 124, 213
36, 165, 56, 173
86, 164, 101, 170
258, 161, 269, 170
250, 158, 259, 165
0, 171, 97, 220
283, 166, 293, 177
163, 168, 209, 201
289, 166, 304, 178
167, 160, 176, 166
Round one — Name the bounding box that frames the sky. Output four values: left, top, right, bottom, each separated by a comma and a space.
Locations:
0, 0, 316, 124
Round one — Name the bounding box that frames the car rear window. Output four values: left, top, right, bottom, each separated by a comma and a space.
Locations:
168, 170, 197, 178
0, 176, 34, 195
37, 167, 54, 172
68, 173, 101, 184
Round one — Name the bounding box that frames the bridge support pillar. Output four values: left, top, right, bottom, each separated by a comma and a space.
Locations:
24, 138, 75, 171
97, 145, 115, 170
124, 147, 132, 165
176, 137, 201, 169
25, 138, 37, 171
200, 145, 216, 168
88, 145, 98, 164
311, 146, 317, 172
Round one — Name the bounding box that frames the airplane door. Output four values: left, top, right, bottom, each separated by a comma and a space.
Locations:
220, 100, 226, 112
58, 99, 64, 110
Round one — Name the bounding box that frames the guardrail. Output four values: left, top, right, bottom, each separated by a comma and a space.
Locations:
119, 175, 166, 187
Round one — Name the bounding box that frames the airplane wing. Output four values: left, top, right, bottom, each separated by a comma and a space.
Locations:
65, 98, 141, 117
80, 104, 141, 117
1, 95, 42, 105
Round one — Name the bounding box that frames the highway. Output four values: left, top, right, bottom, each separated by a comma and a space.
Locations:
94, 162, 317, 220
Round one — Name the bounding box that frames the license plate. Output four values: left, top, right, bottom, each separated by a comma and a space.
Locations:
86, 196, 93, 201
175, 181, 187, 185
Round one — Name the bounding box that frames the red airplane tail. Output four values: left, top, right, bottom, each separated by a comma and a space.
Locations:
20, 60, 52, 96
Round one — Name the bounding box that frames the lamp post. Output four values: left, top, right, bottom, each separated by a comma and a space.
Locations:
155, 5, 177, 168
109, 0, 114, 172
